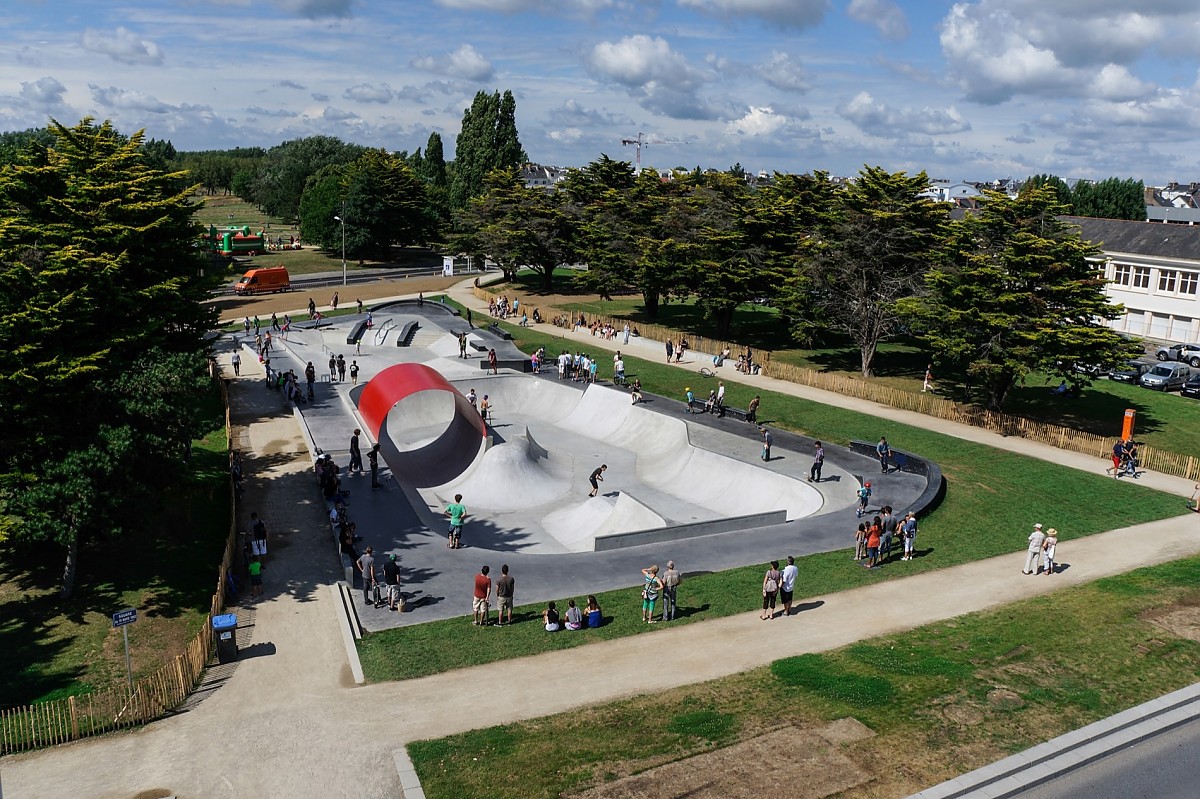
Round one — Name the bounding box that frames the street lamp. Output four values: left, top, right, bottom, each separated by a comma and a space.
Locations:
333, 213, 347, 286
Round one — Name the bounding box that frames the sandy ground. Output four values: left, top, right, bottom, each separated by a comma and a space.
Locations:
207, 275, 461, 323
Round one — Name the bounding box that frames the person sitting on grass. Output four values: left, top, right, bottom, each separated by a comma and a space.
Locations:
543, 601, 561, 632
564, 599, 583, 630
585, 595, 603, 628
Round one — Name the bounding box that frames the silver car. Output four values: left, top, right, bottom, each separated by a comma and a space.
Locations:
1155, 342, 1200, 366
1140, 362, 1190, 390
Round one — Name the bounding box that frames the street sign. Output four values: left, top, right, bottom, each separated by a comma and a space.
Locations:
112, 608, 137, 628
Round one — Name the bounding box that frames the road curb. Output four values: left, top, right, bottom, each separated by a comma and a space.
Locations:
908, 681, 1200, 798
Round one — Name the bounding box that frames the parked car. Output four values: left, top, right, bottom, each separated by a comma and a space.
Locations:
1181, 373, 1200, 399
1140, 362, 1190, 391
1155, 342, 1200, 366
1108, 359, 1154, 383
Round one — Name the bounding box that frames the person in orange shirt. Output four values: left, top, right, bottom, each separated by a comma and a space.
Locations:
865, 519, 882, 569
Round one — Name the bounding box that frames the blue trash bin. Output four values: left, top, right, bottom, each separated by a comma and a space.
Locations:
213, 613, 239, 664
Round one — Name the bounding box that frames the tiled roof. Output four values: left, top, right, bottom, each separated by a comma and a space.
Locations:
1065, 216, 1200, 261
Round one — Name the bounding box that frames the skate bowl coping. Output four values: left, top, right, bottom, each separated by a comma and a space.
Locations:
849, 440, 945, 519
358, 363, 486, 488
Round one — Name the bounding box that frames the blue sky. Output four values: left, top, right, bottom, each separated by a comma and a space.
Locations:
4, 0, 1200, 184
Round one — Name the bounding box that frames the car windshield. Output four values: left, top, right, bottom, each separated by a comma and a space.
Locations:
1149, 366, 1172, 376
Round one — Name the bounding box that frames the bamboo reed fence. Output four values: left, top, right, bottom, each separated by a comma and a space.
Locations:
475, 285, 1200, 483
1, 374, 238, 755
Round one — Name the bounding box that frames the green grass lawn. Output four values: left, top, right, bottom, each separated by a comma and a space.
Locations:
0, 383, 232, 708
357, 314, 1186, 683
408, 556, 1200, 799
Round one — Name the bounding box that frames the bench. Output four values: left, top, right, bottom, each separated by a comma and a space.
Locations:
488, 322, 514, 341
345, 320, 368, 345
685, 400, 749, 421
396, 320, 419, 347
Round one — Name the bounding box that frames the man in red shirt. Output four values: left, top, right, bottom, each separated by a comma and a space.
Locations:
473, 565, 492, 626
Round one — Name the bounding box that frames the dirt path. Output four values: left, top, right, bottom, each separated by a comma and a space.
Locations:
207, 275, 461, 323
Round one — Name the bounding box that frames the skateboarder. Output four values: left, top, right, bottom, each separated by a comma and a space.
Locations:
588, 465, 607, 497
445, 494, 468, 549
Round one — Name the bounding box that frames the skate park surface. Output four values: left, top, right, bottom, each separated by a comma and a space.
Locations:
256, 299, 933, 630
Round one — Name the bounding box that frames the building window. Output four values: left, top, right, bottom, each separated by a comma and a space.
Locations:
1180, 272, 1199, 295
1159, 270, 1178, 293
1132, 266, 1151, 289
1112, 263, 1132, 285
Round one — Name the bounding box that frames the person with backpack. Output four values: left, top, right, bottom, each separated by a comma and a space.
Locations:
876, 436, 891, 474
383, 554, 403, 611
760, 560, 782, 620
641, 565, 662, 623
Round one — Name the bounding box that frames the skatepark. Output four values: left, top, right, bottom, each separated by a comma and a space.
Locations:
259, 298, 935, 629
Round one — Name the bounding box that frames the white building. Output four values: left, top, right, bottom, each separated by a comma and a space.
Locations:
1070, 216, 1200, 343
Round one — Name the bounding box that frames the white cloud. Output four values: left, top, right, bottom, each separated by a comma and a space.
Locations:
588, 35, 704, 89
89, 85, 173, 114
546, 99, 633, 128
938, 1, 1190, 104
20, 76, 67, 105
725, 106, 788, 136
847, 0, 908, 40
839, 91, 971, 139
321, 106, 359, 121
247, 106, 300, 118
678, 0, 829, 29
755, 51, 808, 93
81, 27, 163, 65
411, 44, 493, 81
344, 83, 394, 103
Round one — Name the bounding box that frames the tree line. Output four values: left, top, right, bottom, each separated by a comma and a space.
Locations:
452, 158, 1136, 411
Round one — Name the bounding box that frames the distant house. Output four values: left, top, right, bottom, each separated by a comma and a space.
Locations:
1068, 216, 1200, 343
1145, 182, 1200, 225
519, 163, 568, 190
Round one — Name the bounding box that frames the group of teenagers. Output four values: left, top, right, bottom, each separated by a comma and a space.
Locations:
854, 506, 919, 568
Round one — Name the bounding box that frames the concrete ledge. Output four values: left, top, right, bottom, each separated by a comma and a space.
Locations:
907, 681, 1200, 798
330, 582, 365, 683
593, 510, 788, 551
345, 319, 368, 345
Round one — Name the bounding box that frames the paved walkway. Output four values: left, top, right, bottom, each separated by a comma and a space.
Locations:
4, 278, 1198, 799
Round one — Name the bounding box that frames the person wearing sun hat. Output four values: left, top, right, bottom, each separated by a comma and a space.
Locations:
1041, 528, 1058, 576
1023, 523, 1046, 574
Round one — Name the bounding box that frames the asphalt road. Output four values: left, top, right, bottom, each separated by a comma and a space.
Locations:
1010, 716, 1200, 799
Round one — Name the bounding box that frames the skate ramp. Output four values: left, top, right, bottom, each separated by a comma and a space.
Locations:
543, 492, 666, 552
358, 363, 486, 488
435, 427, 570, 512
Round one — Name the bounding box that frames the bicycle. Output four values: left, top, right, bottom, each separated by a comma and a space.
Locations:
699, 366, 715, 378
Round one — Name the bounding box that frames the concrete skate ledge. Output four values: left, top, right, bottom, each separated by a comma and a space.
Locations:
593, 510, 787, 551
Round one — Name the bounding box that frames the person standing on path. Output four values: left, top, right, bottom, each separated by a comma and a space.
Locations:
747, 395, 760, 424
305, 361, 316, 400
248, 556, 264, 597
809, 441, 824, 483
1023, 523, 1046, 574
445, 494, 468, 548
1108, 439, 1127, 478
331, 291, 339, 310
495, 564, 514, 626
349, 429, 363, 474
488, 348, 498, 375
458, 331, 468, 359
1042, 528, 1059, 576
761, 560, 782, 620
623, 323, 630, 344
250, 512, 269, 559
760, 426, 773, 462
641, 565, 662, 623
877, 436, 891, 474
349, 360, 359, 385
661, 561, 681, 621
243, 316, 251, 335
357, 547, 378, 607
473, 565, 492, 626
368, 444, 382, 488
336, 354, 346, 382
666, 339, 674, 363
588, 464, 607, 497
922, 364, 934, 392
780, 555, 798, 616
328, 354, 337, 382
383, 554, 402, 611
231, 351, 241, 377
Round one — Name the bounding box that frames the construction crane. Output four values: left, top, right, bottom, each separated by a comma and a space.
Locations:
621, 132, 687, 175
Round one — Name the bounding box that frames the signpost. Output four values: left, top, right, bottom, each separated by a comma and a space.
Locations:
112, 608, 137, 693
